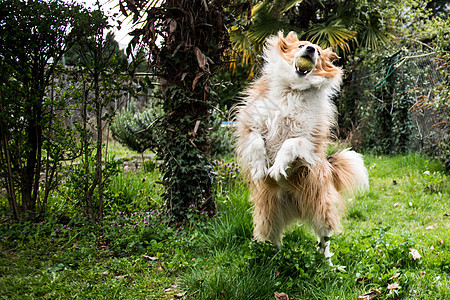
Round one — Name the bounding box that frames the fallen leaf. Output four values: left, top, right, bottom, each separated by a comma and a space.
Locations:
387, 281, 400, 290
115, 274, 132, 280
356, 276, 370, 282
274, 292, 289, 300
175, 291, 187, 298
143, 255, 158, 261
388, 273, 401, 281
410, 248, 422, 260
425, 224, 437, 230
371, 288, 382, 295
357, 288, 381, 300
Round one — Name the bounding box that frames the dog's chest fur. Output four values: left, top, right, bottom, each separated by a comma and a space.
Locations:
251, 88, 334, 163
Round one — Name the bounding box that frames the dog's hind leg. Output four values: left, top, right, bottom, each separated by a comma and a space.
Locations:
314, 224, 334, 258
310, 188, 343, 264
314, 224, 334, 266
251, 179, 285, 245
317, 234, 333, 257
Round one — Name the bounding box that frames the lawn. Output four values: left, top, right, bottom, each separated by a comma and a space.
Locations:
0, 153, 449, 299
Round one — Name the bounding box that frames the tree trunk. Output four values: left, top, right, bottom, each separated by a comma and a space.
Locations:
82, 81, 94, 219
22, 94, 42, 214
0, 133, 19, 219
95, 70, 103, 221
122, 0, 235, 219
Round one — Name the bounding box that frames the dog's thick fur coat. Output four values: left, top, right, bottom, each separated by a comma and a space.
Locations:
235, 32, 369, 257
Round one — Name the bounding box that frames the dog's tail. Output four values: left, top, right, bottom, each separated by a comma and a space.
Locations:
327, 149, 369, 196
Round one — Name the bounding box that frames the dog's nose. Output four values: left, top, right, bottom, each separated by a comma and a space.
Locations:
306, 46, 315, 54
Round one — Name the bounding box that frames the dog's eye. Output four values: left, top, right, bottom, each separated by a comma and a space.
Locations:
299, 45, 304, 49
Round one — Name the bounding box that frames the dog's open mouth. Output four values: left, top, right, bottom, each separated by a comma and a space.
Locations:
295, 56, 315, 76
295, 68, 312, 76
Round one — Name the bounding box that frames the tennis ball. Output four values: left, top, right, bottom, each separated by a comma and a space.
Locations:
295, 56, 315, 72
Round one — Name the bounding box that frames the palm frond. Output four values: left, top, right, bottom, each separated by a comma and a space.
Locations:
229, 0, 304, 75
306, 20, 357, 54
247, 8, 281, 43
357, 12, 391, 50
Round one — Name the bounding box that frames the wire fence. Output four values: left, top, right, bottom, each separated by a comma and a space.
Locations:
401, 51, 447, 152
342, 49, 448, 156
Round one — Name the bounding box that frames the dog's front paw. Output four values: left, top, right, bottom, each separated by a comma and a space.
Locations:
268, 159, 289, 181
300, 151, 318, 168
251, 163, 268, 181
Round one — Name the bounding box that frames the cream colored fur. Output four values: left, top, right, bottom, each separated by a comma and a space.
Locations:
234, 32, 369, 257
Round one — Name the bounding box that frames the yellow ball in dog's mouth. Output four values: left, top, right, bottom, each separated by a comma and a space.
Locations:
295, 56, 315, 73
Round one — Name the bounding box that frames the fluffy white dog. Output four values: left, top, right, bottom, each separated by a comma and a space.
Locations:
235, 32, 369, 258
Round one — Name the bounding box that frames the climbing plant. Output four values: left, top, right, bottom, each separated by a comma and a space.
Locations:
119, 0, 246, 219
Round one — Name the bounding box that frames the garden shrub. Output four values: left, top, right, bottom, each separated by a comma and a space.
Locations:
209, 109, 235, 157
110, 100, 162, 155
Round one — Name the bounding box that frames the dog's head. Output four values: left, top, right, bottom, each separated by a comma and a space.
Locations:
263, 32, 342, 89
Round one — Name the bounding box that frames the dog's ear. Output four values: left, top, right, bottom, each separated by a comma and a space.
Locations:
275, 32, 289, 53
275, 31, 299, 54
323, 47, 340, 62
285, 31, 299, 44
316, 47, 342, 78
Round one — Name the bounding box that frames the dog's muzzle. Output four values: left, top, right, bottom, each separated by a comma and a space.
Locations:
295, 46, 317, 76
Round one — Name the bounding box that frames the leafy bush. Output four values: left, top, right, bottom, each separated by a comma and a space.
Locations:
105, 169, 163, 213
110, 101, 162, 154
337, 12, 449, 169
209, 109, 235, 157
422, 49, 450, 171
60, 151, 122, 217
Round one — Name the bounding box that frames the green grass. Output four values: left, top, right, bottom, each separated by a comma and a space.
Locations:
1, 153, 449, 299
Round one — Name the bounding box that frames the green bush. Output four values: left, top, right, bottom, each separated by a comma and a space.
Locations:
110, 101, 162, 154
210, 109, 235, 157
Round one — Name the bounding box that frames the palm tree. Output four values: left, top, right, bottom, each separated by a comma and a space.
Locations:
229, 0, 390, 75
116, 0, 391, 219
229, 0, 304, 75
119, 0, 246, 219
